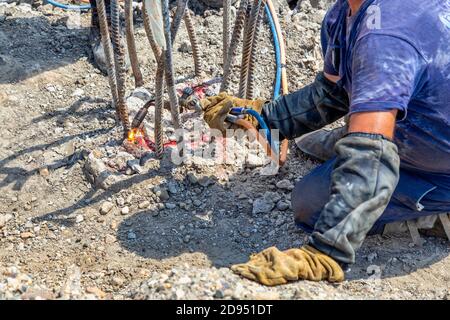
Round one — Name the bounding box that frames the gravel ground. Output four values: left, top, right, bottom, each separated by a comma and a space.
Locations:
0, 0, 449, 300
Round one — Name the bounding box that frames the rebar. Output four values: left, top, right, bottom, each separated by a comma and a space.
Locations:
171, 0, 188, 37
184, 9, 202, 77
96, 0, 119, 113
238, 0, 262, 98
125, 0, 144, 88
152, 0, 189, 157
245, 4, 264, 99
110, 0, 130, 135
237, 0, 255, 97
223, 0, 231, 66
162, 0, 181, 128
143, 0, 165, 156
220, 0, 248, 92
154, 64, 165, 157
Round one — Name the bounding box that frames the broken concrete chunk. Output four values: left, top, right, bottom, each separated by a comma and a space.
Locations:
84, 152, 118, 190
0, 214, 13, 228
187, 172, 198, 184
127, 159, 144, 174
276, 200, 290, 211
276, 179, 294, 190
99, 201, 114, 215
198, 176, 213, 187
167, 181, 179, 194
252, 192, 281, 214
159, 189, 170, 201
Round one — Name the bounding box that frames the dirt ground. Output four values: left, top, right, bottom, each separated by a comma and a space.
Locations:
0, 0, 449, 300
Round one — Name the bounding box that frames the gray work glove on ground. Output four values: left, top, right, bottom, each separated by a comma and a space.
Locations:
310, 132, 400, 264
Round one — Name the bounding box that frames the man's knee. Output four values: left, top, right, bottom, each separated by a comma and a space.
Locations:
292, 178, 329, 231
291, 160, 335, 231
292, 180, 315, 225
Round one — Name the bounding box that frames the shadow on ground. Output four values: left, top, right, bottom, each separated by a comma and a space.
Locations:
117, 199, 448, 278
115, 153, 449, 277
0, 96, 113, 191
0, 15, 92, 84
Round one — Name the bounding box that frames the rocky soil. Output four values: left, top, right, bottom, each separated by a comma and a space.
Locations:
0, 0, 449, 300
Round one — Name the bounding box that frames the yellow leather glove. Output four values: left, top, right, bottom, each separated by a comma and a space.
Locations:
200, 92, 266, 133
231, 245, 344, 286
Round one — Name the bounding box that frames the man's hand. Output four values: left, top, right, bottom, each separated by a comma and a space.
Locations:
200, 92, 266, 133
231, 245, 344, 286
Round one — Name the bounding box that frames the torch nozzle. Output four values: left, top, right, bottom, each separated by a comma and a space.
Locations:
131, 99, 155, 129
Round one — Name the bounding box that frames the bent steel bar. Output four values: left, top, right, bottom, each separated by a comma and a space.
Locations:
245, 4, 264, 99
97, 0, 122, 133
152, 0, 188, 157
125, 0, 144, 88
238, 0, 263, 98
223, 0, 231, 66
221, 0, 249, 92
184, 9, 202, 77
162, 0, 182, 130
171, 0, 189, 37
111, 0, 130, 135
143, 0, 163, 58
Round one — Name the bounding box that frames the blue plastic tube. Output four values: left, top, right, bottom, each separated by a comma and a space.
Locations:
46, 0, 91, 10
265, 4, 282, 100
231, 108, 272, 144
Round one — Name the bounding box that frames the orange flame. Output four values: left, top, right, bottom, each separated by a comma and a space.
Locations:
128, 128, 145, 142
127, 128, 151, 150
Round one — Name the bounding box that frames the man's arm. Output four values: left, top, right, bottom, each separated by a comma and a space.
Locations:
348, 110, 397, 139
200, 71, 349, 137
309, 34, 425, 264
261, 71, 349, 140
324, 72, 341, 84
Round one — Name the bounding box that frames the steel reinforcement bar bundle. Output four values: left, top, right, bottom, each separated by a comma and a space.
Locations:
97, 0, 287, 159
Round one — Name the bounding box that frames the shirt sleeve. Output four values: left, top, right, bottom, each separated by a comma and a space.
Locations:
321, 6, 340, 76
350, 34, 426, 120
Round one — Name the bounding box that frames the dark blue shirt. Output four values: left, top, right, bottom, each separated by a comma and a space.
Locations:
321, 0, 450, 183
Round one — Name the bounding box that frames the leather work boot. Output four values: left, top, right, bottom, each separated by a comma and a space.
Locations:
419, 213, 450, 240
295, 125, 348, 161
90, 9, 109, 75
89, 1, 130, 75
383, 214, 450, 246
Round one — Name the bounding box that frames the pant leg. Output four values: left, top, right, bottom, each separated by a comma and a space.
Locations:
88, 0, 111, 8
292, 159, 334, 234
90, 0, 98, 25
292, 158, 450, 236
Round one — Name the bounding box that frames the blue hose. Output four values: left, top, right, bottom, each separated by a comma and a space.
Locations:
231, 107, 272, 144
245, 109, 270, 136
246, 108, 276, 150
46, 0, 91, 10
265, 4, 282, 100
